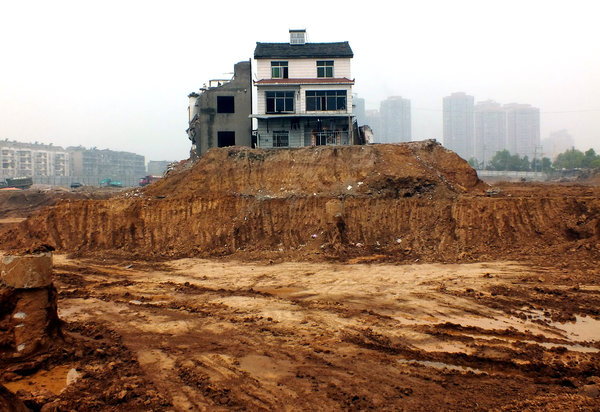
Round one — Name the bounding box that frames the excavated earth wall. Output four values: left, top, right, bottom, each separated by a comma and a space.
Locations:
1, 141, 599, 263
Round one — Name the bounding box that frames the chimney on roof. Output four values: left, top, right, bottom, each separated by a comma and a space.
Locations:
289, 29, 306, 45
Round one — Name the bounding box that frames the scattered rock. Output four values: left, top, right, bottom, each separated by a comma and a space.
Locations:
66, 368, 82, 387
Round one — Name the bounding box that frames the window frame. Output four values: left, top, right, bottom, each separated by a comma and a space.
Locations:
316, 60, 334, 78
265, 91, 295, 113
305, 90, 347, 111
273, 130, 289, 147
217, 131, 236, 147
271, 61, 289, 79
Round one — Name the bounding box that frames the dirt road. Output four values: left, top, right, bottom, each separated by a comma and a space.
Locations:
6, 255, 597, 410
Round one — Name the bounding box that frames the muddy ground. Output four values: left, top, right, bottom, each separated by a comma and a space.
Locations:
1, 144, 599, 411
2, 254, 599, 411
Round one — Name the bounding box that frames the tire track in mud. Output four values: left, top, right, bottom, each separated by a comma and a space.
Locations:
48, 257, 600, 410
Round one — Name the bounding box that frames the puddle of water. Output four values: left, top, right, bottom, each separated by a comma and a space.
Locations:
238, 354, 294, 380
4, 365, 72, 395
550, 315, 600, 342
397, 359, 486, 374
516, 309, 600, 342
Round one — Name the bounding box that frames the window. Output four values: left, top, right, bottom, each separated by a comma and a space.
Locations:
217, 96, 234, 113
217, 131, 235, 147
273, 131, 289, 147
306, 90, 347, 111
317, 60, 334, 78
266, 91, 294, 113
271, 61, 288, 79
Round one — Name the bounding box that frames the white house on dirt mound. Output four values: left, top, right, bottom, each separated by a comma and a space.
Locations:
252, 30, 359, 148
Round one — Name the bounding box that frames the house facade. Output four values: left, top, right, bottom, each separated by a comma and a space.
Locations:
187, 60, 252, 156
253, 30, 356, 148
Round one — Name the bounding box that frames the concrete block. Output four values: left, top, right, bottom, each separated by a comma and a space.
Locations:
1, 253, 52, 289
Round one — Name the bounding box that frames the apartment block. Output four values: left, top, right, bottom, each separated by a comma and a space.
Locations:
474, 100, 506, 166
443, 92, 475, 160
380, 96, 411, 143
69, 147, 146, 186
504, 103, 540, 158
0, 141, 70, 179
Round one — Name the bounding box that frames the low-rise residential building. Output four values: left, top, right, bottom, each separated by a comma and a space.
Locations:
0, 140, 70, 179
69, 147, 146, 187
252, 30, 356, 148
187, 61, 252, 157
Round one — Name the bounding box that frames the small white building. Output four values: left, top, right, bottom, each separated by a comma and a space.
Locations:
252, 30, 356, 148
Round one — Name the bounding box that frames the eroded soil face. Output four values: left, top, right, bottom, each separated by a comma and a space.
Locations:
4, 255, 598, 411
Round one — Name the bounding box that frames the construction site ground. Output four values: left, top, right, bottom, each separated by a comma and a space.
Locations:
1, 144, 599, 411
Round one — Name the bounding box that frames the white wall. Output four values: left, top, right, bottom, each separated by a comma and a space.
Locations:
256, 58, 352, 80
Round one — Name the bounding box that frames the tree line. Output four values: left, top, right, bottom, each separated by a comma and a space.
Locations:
468, 148, 600, 172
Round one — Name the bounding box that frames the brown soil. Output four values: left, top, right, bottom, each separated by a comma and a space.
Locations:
0, 187, 117, 219
0, 142, 599, 410
1, 142, 599, 269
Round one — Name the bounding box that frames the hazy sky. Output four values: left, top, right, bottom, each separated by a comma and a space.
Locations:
1, 0, 598, 162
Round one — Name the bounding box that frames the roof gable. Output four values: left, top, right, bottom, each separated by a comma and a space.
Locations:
254, 42, 353, 59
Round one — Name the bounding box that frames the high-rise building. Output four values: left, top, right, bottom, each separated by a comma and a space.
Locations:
504, 103, 540, 158
353, 95, 366, 127
443, 92, 475, 160
474, 100, 506, 166
380, 96, 411, 143
364, 110, 382, 141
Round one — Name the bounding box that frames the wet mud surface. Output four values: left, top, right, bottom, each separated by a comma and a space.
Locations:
3, 256, 597, 410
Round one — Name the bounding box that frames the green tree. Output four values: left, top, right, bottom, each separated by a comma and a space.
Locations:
488, 150, 535, 171
489, 150, 510, 170
553, 148, 585, 169
520, 155, 531, 171
583, 148, 600, 169
541, 157, 552, 172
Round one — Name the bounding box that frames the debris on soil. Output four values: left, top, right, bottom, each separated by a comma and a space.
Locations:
0, 142, 598, 268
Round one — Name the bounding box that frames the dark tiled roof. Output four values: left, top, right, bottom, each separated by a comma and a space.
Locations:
255, 78, 355, 85
254, 42, 353, 59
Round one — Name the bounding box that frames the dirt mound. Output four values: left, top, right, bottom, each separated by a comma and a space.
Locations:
145, 140, 486, 198
0, 188, 117, 219
1, 142, 599, 264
